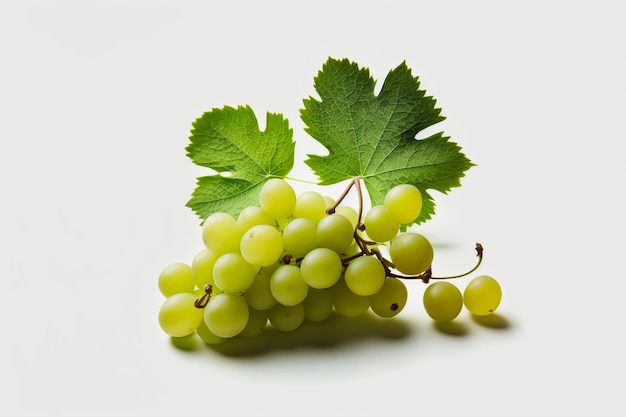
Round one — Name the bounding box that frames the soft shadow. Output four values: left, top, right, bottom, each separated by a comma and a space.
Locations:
470, 312, 511, 329
205, 312, 412, 357
433, 320, 469, 336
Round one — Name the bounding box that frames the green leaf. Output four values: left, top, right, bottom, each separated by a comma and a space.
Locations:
186, 105, 294, 221
301, 57, 474, 224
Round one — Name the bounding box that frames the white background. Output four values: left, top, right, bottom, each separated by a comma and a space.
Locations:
1, 1, 624, 416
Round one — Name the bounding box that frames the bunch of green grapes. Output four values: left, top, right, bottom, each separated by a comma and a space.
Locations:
157, 178, 502, 345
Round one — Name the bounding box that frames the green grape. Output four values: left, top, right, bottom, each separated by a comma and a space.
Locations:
268, 303, 305, 332
212, 253, 259, 293
158, 262, 194, 297
384, 184, 423, 224
344, 255, 386, 296
240, 224, 284, 267
389, 232, 433, 275
293, 190, 327, 223
316, 214, 354, 255
238, 307, 268, 338
203, 293, 249, 338
423, 281, 463, 322
259, 262, 281, 278
363, 205, 399, 242
259, 178, 296, 221
196, 318, 226, 345
463, 275, 502, 316
332, 278, 370, 317
370, 278, 408, 318
202, 212, 242, 255
270, 264, 309, 306
243, 273, 277, 311
334, 205, 359, 229
303, 287, 334, 322
282, 217, 317, 259
300, 247, 343, 289
323, 195, 335, 209
342, 242, 361, 259
237, 206, 276, 232
191, 248, 219, 289
158, 292, 204, 337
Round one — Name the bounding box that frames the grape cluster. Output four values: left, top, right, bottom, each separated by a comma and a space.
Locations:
157, 179, 502, 345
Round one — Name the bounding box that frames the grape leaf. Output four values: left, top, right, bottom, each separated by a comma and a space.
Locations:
186, 105, 294, 222
301, 57, 474, 224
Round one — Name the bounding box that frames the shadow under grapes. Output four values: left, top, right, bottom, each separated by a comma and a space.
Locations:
172, 311, 412, 357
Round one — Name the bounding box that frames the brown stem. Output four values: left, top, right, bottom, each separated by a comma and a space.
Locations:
386, 243, 484, 283
194, 284, 213, 308
327, 177, 357, 214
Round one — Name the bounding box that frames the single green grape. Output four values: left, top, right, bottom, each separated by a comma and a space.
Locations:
270, 264, 309, 306
300, 247, 343, 289
158, 292, 204, 337
282, 217, 317, 259
191, 248, 219, 289
384, 184, 423, 224
202, 212, 242, 255
316, 214, 354, 255
238, 307, 268, 338
389, 232, 433, 275
243, 273, 277, 311
240, 224, 284, 267
363, 205, 399, 242
323, 195, 335, 210
370, 278, 408, 318
332, 278, 370, 318
334, 205, 359, 229
293, 190, 327, 223
463, 275, 502, 316
237, 206, 276, 232
268, 303, 305, 332
344, 255, 386, 296
158, 262, 194, 297
259, 178, 296, 221
423, 281, 463, 322
302, 287, 334, 322
212, 253, 259, 293
203, 292, 249, 338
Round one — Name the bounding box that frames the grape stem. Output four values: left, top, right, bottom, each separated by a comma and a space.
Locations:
331, 177, 484, 284
194, 284, 213, 308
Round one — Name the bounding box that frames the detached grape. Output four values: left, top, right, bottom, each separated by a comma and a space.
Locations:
463, 275, 502, 316
423, 282, 463, 322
